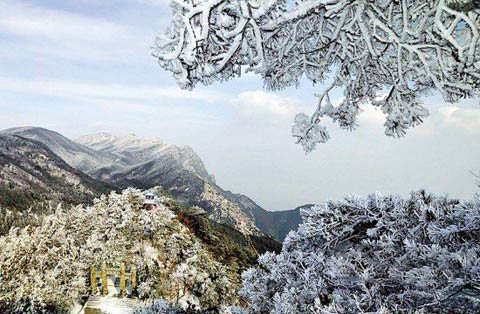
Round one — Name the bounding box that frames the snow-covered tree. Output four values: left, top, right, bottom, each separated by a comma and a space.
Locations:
154, 0, 480, 151
237, 191, 480, 314
0, 189, 241, 312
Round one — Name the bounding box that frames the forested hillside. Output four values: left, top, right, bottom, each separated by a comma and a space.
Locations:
0, 189, 279, 313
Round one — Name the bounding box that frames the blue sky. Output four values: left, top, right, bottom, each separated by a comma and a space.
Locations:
1, 0, 479, 210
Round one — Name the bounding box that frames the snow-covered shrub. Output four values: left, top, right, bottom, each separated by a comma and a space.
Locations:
0, 297, 67, 314
133, 298, 217, 314
0, 189, 147, 310
134, 299, 181, 314
0, 186, 50, 236
239, 191, 480, 314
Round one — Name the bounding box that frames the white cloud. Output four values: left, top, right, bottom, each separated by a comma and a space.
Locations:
137, 0, 171, 5
350, 102, 480, 136
87, 99, 158, 113
0, 6, 125, 42
230, 90, 301, 119
0, 0, 154, 64
440, 106, 480, 134
438, 106, 461, 119
358, 104, 386, 125
412, 105, 480, 136
0, 77, 223, 103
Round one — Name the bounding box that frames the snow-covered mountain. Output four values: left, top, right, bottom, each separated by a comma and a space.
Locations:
0, 134, 113, 234
76, 133, 216, 183
0, 133, 112, 199
1, 127, 128, 173
0, 128, 260, 235
76, 133, 303, 239
77, 132, 260, 235
1, 127, 302, 239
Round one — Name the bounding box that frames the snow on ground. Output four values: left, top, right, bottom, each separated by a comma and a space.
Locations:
74, 296, 141, 314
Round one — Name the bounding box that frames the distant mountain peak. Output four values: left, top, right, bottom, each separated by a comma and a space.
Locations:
76, 133, 168, 152
1, 127, 129, 174
3, 126, 36, 132
3, 126, 60, 135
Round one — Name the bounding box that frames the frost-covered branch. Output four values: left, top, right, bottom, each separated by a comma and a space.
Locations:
154, 0, 480, 152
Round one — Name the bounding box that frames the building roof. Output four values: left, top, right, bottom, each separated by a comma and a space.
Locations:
143, 191, 158, 205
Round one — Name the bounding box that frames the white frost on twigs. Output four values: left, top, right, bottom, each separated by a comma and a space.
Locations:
238, 190, 480, 313
154, 0, 480, 151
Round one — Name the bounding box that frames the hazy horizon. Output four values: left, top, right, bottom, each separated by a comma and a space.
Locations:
1, 0, 479, 210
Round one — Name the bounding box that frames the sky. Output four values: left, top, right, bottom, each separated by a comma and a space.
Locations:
1, 0, 479, 210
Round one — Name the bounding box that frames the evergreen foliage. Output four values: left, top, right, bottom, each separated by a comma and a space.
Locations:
166, 199, 281, 268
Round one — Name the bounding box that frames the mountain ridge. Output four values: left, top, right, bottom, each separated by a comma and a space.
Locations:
0, 133, 114, 234
77, 132, 216, 185
1, 127, 129, 173
1, 127, 302, 240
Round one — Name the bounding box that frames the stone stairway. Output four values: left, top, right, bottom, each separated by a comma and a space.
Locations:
82, 296, 140, 314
